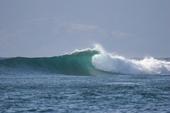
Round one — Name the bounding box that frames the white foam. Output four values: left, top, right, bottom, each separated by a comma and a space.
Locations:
92, 50, 170, 75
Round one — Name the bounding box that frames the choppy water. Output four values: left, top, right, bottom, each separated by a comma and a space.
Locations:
0, 74, 170, 113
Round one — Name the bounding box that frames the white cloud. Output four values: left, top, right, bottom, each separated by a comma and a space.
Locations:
111, 31, 130, 38
65, 23, 99, 33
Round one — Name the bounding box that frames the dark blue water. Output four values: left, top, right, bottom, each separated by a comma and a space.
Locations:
0, 74, 170, 113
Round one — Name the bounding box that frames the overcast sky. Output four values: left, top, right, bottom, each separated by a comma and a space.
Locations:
0, 0, 170, 57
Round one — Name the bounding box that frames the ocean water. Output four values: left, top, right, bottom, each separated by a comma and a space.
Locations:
0, 74, 170, 113
1, 46, 170, 113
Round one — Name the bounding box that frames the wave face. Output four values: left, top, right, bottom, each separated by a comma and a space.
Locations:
0, 50, 99, 75
0, 45, 170, 75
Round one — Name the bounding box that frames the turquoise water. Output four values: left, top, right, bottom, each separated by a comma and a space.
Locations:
0, 74, 170, 113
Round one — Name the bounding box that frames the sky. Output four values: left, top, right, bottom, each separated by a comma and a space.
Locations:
0, 0, 170, 57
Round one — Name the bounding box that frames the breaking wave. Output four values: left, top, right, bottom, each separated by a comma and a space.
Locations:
0, 44, 170, 75
92, 53, 170, 75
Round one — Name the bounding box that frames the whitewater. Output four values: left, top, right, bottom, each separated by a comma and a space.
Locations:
92, 45, 170, 75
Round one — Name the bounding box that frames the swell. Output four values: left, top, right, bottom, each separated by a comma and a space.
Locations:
0, 50, 100, 75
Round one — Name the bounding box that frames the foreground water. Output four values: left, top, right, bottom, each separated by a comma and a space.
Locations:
0, 74, 170, 113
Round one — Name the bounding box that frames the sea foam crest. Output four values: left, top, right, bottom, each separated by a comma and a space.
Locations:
92, 45, 170, 75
